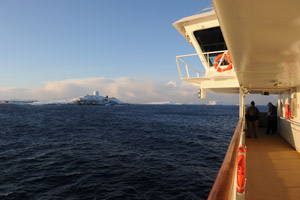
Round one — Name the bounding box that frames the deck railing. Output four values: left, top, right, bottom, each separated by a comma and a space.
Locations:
176, 50, 233, 80
176, 53, 206, 79
207, 118, 244, 200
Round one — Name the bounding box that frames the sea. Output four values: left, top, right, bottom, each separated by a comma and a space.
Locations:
0, 104, 240, 200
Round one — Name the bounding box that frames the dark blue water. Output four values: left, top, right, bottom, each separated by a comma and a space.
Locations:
0, 104, 239, 200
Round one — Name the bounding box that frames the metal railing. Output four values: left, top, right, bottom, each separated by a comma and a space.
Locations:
207, 118, 244, 200
176, 50, 233, 79
176, 53, 206, 79
194, 5, 214, 15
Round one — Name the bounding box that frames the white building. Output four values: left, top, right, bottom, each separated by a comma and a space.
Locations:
93, 91, 99, 96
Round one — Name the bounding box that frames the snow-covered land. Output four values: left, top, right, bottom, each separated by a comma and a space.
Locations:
70, 95, 126, 105
0, 100, 36, 104
206, 101, 232, 105
144, 101, 182, 105
31, 92, 127, 106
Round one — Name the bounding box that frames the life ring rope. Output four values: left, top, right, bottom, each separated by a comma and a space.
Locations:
213, 51, 233, 72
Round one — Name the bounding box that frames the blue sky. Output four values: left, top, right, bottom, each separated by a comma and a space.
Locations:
0, 0, 277, 104
0, 0, 211, 87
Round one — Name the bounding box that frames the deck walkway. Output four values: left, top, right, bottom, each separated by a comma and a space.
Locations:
245, 129, 300, 200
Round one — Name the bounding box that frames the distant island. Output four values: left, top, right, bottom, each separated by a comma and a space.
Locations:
206, 101, 232, 105
144, 101, 182, 105
1, 91, 127, 106
1, 94, 234, 106
0, 100, 35, 104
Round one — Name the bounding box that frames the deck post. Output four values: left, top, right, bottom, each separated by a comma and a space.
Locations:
239, 88, 245, 118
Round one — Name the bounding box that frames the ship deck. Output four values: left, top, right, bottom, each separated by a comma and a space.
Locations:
245, 128, 300, 200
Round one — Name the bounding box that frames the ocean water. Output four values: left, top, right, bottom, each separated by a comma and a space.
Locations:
0, 104, 239, 200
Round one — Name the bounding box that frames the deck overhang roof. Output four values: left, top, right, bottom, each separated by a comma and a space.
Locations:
213, 0, 300, 93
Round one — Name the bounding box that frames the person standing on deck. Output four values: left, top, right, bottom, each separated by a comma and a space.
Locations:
266, 102, 277, 134
246, 101, 260, 139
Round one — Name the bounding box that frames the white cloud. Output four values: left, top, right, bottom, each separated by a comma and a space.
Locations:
0, 77, 197, 103
0, 77, 277, 105
166, 80, 177, 87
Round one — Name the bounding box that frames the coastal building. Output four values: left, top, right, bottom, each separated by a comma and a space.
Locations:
93, 91, 99, 96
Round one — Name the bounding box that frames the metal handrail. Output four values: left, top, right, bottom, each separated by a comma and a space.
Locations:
177, 58, 202, 74
176, 50, 227, 58
207, 118, 244, 200
176, 55, 206, 79
194, 5, 214, 15
176, 50, 233, 79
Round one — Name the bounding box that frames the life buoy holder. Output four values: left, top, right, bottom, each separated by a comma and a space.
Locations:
236, 145, 246, 194
285, 104, 293, 119
214, 52, 233, 72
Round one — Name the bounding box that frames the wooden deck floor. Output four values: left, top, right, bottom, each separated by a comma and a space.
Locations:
245, 129, 300, 200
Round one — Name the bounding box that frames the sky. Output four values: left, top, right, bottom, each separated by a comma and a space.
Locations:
0, 0, 277, 105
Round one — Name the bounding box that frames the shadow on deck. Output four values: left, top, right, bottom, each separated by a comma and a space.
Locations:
245, 128, 300, 200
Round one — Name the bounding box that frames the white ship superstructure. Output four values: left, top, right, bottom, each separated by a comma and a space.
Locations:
173, 1, 300, 199
174, 8, 239, 96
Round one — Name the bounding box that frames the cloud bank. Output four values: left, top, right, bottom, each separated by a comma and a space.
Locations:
0, 77, 198, 104
0, 77, 277, 105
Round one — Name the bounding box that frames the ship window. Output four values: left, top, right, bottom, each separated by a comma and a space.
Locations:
194, 27, 227, 52
194, 27, 227, 66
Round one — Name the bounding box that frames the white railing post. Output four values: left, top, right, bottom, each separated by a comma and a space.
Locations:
207, 53, 210, 68
176, 52, 232, 79
176, 57, 183, 79
216, 52, 226, 71
186, 64, 190, 78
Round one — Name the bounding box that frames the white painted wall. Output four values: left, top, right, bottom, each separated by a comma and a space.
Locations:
278, 88, 300, 153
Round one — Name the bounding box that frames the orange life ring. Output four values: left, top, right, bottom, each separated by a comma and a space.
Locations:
236, 145, 246, 194
285, 104, 293, 119
213, 52, 233, 72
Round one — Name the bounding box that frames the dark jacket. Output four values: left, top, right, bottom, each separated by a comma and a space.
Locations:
246, 106, 260, 121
